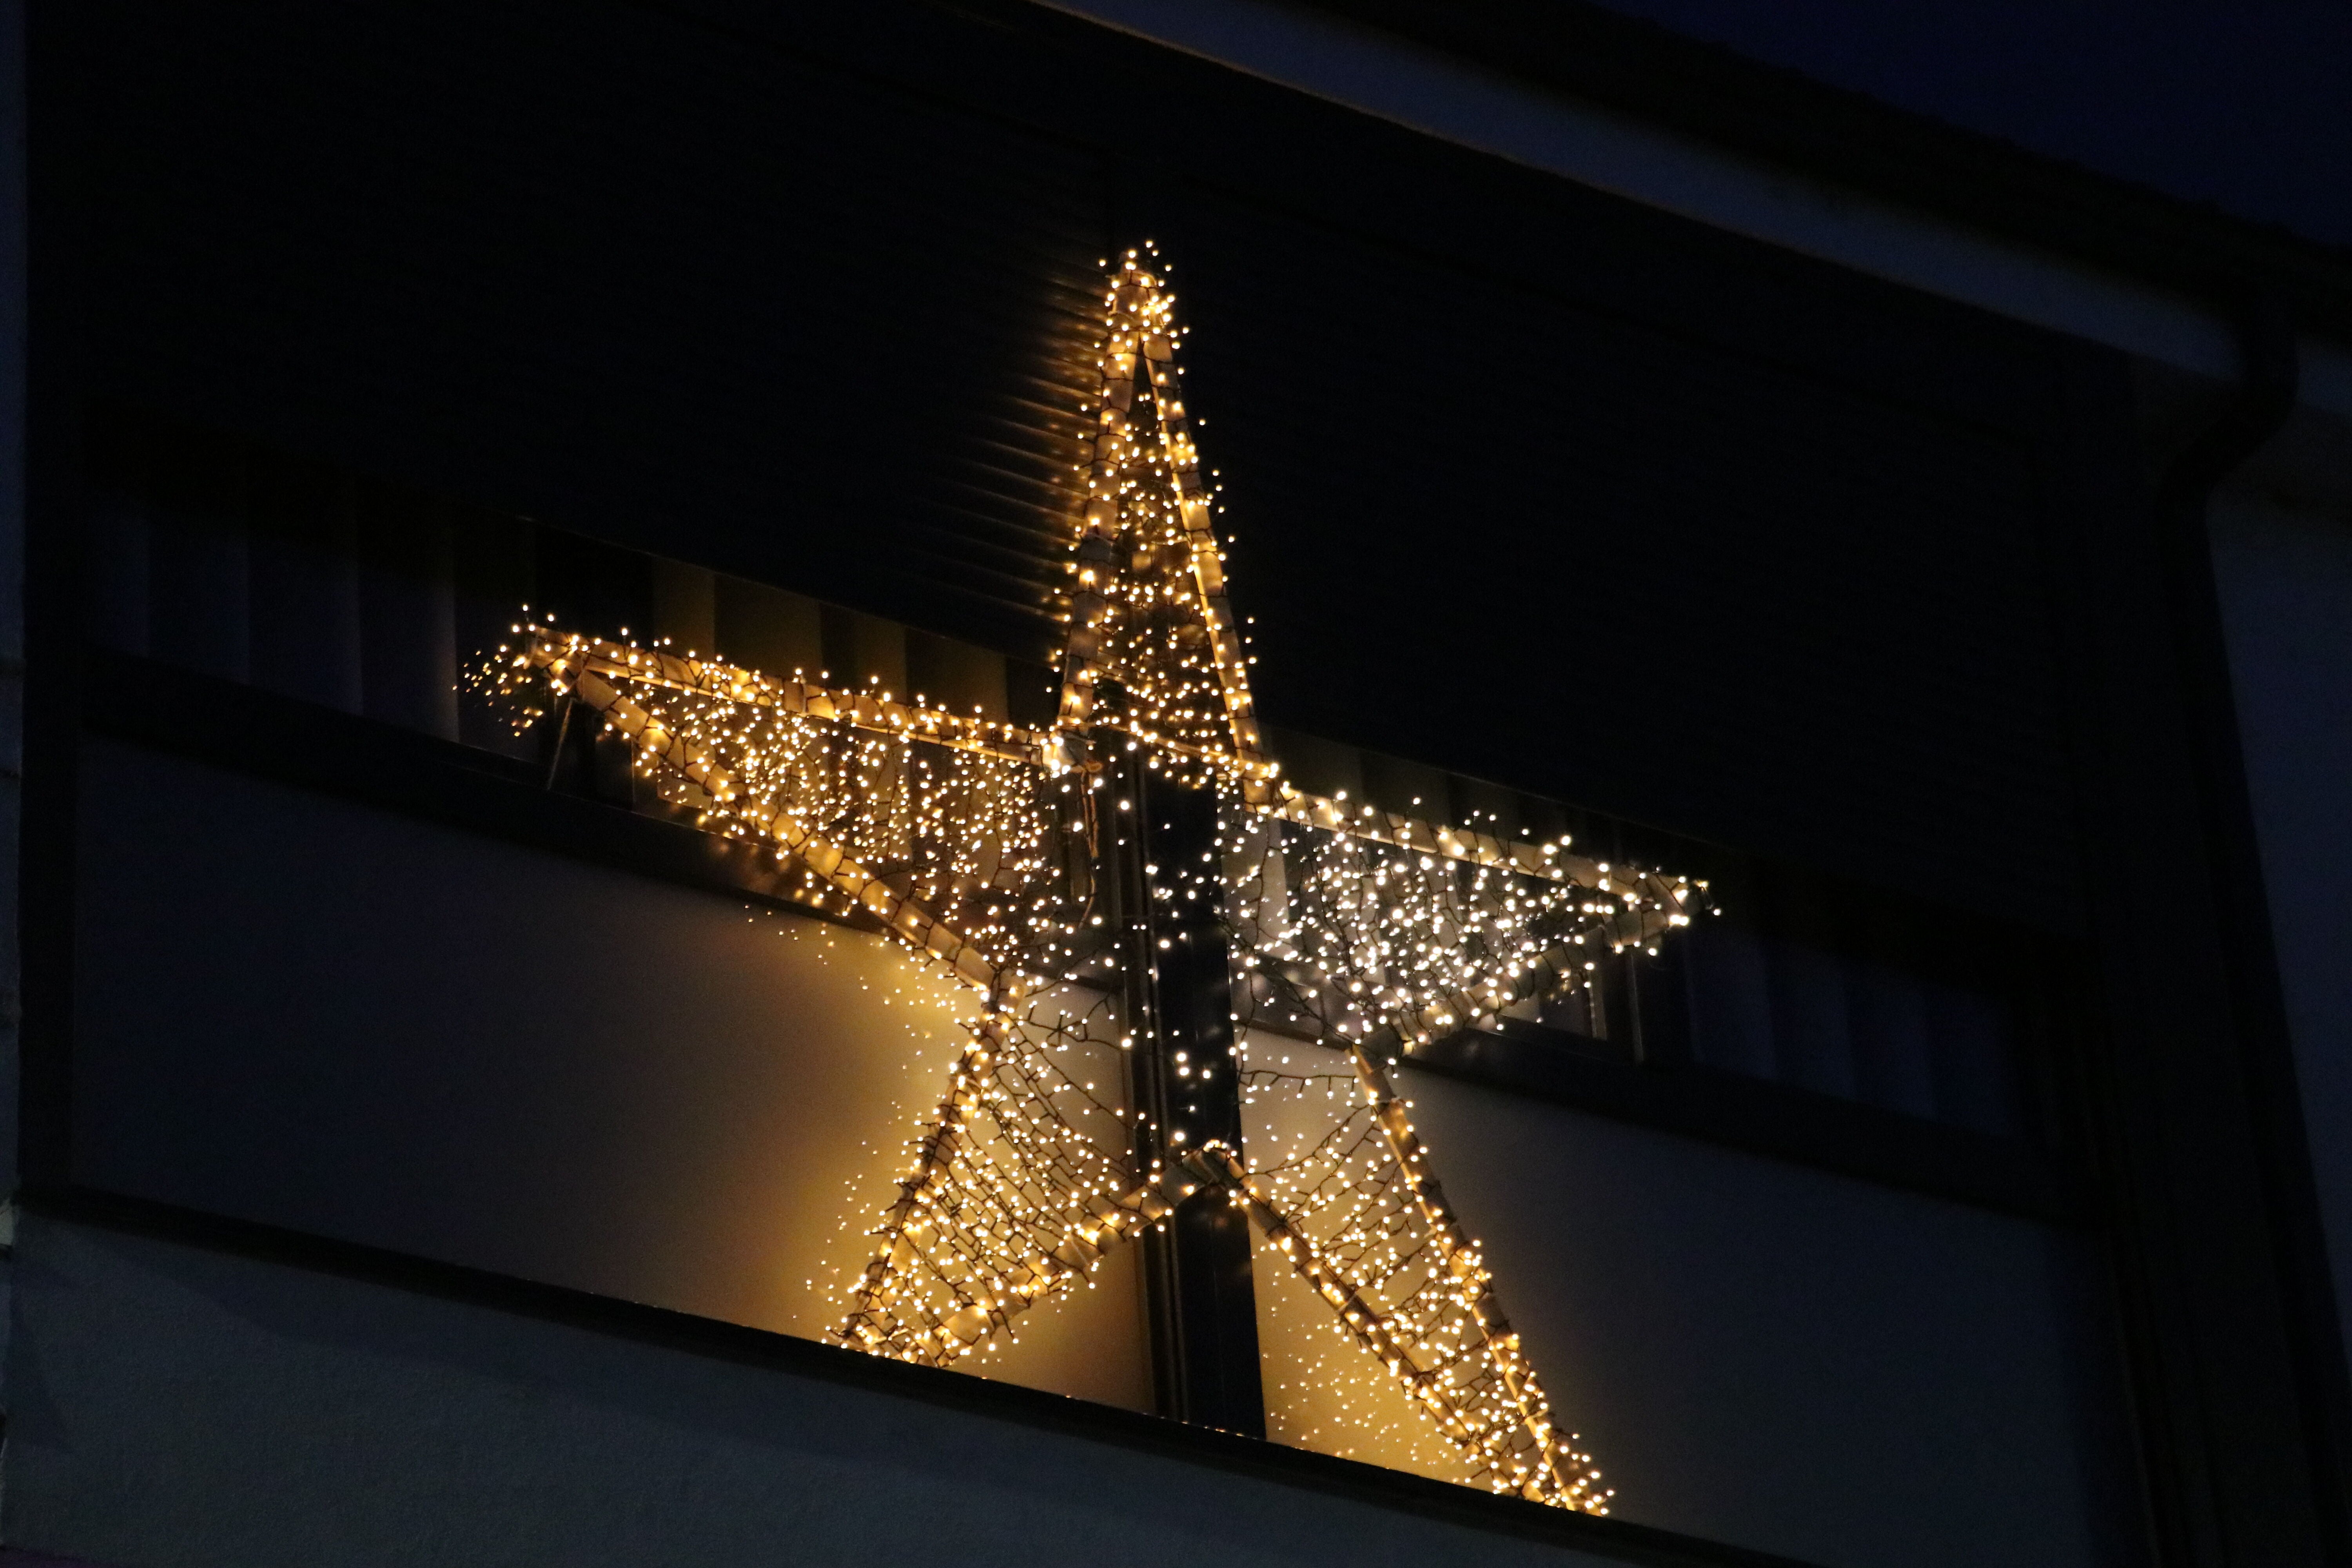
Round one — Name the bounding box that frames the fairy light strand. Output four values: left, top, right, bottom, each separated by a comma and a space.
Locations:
468, 245, 1712, 1515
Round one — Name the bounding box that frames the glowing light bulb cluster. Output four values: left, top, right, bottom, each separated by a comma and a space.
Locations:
1197, 1052, 1606, 1509
838, 991, 1171, 1366
470, 626, 1079, 987
1227, 806, 1699, 1049
469, 247, 1710, 1516
1057, 246, 1271, 790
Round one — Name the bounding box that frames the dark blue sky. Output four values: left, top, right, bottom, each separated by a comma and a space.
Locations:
1590, 0, 2352, 250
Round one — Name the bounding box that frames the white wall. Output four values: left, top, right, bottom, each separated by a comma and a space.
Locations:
70, 739, 1152, 1412
5, 1214, 1635, 1568
1244, 1033, 2138, 1568
2209, 489, 2352, 1370
67, 744, 2146, 1566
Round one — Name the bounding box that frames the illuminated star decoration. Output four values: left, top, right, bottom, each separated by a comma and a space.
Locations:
475, 247, 1705, 1513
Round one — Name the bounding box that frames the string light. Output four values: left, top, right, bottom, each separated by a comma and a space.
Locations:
470, 247, 1708, 1514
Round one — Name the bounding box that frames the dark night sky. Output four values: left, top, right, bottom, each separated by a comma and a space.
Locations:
1588, 0, 2352, 249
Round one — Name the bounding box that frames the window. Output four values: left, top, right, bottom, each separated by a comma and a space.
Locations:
73, 341, 2088, 1530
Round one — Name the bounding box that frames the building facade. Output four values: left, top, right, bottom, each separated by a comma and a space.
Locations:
3, 2, 2350, 1565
